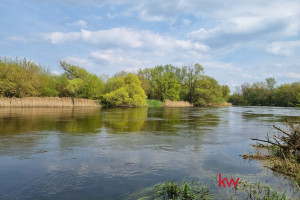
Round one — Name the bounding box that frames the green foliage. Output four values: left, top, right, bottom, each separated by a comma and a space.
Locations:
147, 99, 163, 107
139, 65, 182, 101
0, 58, 103, 100
153, 180, 211, 200
221, 85, 230, 101
64, 78, 84, 97
79, 74, 104, 99
226, 180, 289, 200
138, 63, 225, 105
192, 76, 224, 106
59, 61, 104, 99
0, 57, 44, 97
151, 180, 288, 200
102, 73, 147, 107
229, 78, 300, 107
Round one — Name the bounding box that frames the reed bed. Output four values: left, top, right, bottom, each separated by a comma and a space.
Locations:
0, 97, 11, 107
74, 98, 101, 107
0, 97, 101, 107
163, 99, 193, 107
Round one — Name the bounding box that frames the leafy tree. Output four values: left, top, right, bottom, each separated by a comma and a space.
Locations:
184, 63, 204, 103
64, 78, 84, 98
102, 73, 147, 107
221, 85, 230, 101
192, 76, 224, 106
59, 61, 104, 99
230, 78, 300, 107
0, 57, 43, 97
139, 65, 182, 101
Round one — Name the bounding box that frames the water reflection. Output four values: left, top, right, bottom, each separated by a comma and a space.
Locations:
0, 106, 299, 200
102, 108, 147, 133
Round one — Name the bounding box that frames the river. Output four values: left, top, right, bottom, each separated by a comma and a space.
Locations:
0, 106, 299, 199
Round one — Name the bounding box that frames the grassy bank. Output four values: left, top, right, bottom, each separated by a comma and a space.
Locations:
147, 99, 164, 107
0, 97, 101, 107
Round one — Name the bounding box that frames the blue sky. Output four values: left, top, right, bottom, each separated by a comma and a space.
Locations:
1, 0, 300, 89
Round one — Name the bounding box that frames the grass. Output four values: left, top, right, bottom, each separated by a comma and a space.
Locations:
126, 180, 290, 200
147, 99, 164, 107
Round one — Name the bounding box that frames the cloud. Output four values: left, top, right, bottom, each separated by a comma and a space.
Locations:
91, 50, 142, 67
67, 20, 87, 28
5, 36, 33, 43
266, 41, 300, 56
286, 72, 300, 79
40, 32, 80, 44
64, 57, 94, 68
41, 28, 209, 52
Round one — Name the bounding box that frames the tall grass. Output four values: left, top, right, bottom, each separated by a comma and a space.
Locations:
0, 97, 101, 107
163, 99, 193, 107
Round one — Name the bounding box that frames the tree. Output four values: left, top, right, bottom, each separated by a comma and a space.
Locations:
102, 73, 147, 107
0, 57, 43, 97
184, 63, 204, 103
59, 61, 104, 99
221, 85, 230, 101
138, 65, 182, 101
192, 76, 224, 106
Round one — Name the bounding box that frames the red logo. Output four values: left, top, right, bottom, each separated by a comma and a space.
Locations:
218, 174, 240, 188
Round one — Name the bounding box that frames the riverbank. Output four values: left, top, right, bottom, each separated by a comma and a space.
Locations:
242, 119, 300, 189
0, 97, 101, 107
147, 99, 232, 107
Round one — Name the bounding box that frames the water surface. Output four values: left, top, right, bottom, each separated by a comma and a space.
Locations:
0, 106, 299, 199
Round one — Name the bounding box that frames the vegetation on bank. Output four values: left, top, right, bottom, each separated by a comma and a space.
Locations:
229, 78, 300, 106
126, 180, 290, 200
147, 99, 164, 107
0, 57, 230, 107
243, 119, 300, 188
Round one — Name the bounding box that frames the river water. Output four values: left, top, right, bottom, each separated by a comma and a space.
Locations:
0, 106, 299, 199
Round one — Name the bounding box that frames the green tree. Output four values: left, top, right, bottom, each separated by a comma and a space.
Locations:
221, 85, 230, 101
59, 61, 104, 99
192, 76, 224, 106
0, 57, 43, 97
102, 73, 147, 107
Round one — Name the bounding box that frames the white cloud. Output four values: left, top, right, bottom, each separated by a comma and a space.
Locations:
266, 41, 300, 56
41, 28, 209, 53
64, 57, 94, 68
81, 28, 143, 48
91, 50, 142, 67
41, 32, 80, 44
286, 72, 300, 79
67, 20, 87, 28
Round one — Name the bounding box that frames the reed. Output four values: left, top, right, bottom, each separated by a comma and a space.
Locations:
0, 97, 101, 107
163, 99, 193, 107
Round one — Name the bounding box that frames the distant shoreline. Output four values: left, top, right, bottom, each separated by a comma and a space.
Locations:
0, 97, 101, 107
0, 97, 232, 108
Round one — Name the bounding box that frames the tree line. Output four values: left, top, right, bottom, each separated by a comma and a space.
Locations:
229, 78, 300, 106
0, 57, 231, 107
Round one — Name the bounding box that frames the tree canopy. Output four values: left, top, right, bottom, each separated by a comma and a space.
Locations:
229, 78, 300, 106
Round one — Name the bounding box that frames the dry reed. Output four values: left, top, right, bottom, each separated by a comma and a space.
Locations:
0, 97, 101, 107
163, 99, 193, 107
